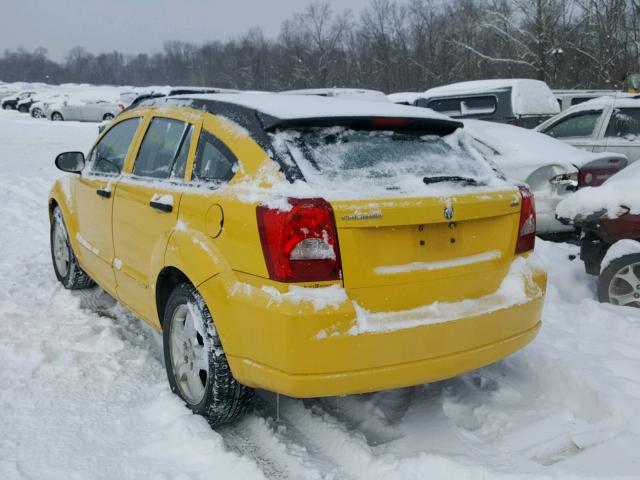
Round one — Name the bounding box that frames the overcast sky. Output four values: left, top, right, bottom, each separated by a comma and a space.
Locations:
2, 0, 371, 61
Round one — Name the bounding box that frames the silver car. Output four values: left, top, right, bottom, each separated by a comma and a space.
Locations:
463, 119, 628, 234
536, 95, 640, 163
47, 95, 120, 122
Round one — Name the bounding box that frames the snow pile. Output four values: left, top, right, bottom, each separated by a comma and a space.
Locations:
556, 160, 640, 220
231, 283, 348, 312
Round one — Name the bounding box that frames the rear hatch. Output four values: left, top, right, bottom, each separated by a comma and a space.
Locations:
331, 192, 521, 312
269, 121, 524, 312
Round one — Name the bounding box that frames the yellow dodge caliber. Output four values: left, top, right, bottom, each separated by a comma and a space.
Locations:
49, 93, 546, 426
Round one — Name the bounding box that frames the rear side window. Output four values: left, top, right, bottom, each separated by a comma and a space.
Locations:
87, 117, 141, 175
133, 117, 191, 179
426, 98, 461, 116
571, 97, 595, 106
192, 130, 238, 184
461, 96, 497, 115
605, 108, 640, 139
543, 111, 602, 139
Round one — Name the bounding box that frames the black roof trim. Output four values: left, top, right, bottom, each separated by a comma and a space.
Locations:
258, 114, 463, 135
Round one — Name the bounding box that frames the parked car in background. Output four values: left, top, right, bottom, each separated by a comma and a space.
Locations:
47, 93, 120, 122
1, 90, 37, 110
556, 161, 640, 308
49, 93, 546, 426
553, 90, 618, 111
17, 90, 58, 114
536, 95, 640, 163
280, 88, 389, 102
413, 79, 560, 128
462, 119, 627, 234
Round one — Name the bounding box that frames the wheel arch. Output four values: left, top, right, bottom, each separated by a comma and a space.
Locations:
155, 266, 196, 329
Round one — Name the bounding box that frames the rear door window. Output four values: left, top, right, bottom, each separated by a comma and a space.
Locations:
191, 130, 238, 184
460, 96, 497, 115
426, 98, 461, 116
605, 108, 640, 140
543, 111, 602, 139
86, 117, 141, 175
133, 117, 191, 179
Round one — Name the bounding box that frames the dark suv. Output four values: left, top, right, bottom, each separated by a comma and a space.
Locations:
415, 79, 560, 129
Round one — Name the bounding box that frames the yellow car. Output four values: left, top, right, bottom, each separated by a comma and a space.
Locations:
49, 94, 546, 426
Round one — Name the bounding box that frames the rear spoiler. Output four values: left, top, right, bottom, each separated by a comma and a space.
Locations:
258, 114, 463, 136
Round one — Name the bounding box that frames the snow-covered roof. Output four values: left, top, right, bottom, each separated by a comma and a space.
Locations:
279, 88, 389, 103
179, 92, 456, 122
553, 89, 618, 97
423, 79, 560, 116
553, 94, 640, 112
556, 160, 640, 220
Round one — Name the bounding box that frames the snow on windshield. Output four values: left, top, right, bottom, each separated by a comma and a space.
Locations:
270, 127, 506, 200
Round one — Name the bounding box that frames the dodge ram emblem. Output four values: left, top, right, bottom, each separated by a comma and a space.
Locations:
444, 206, 454, 220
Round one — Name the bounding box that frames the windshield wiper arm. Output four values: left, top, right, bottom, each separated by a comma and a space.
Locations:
423, 175, 480, 186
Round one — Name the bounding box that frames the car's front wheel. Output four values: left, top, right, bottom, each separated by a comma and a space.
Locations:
51, 111, 64, 121
31, 108, 44, 118
50, 207, 95, 289
598, 254, 640, 308
163, 283, 253, 427
103, 113, 114, 121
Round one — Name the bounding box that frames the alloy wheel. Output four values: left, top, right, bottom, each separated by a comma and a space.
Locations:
608, 261, 640, 307
169, 304, 209, 405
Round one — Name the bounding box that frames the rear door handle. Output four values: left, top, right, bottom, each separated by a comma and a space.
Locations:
96, 188, 111, 198
150, 200, 173, 213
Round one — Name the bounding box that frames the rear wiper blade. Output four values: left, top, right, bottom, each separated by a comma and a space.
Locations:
423, 175, 480, 186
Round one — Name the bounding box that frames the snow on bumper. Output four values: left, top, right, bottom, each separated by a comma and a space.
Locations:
200, 255, 546, 397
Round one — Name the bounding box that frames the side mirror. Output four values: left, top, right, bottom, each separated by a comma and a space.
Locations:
55, 151, 85, 174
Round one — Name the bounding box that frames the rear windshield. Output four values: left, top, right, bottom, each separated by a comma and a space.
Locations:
271, 127, 503, 197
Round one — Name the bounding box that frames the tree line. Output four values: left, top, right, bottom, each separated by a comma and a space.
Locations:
2, 0, 640, 92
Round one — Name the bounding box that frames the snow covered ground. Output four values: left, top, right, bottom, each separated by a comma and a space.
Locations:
1, 109, 639, 479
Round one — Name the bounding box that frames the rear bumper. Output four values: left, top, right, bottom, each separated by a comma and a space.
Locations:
200, 257, 546, 398
229, 313, 542, 398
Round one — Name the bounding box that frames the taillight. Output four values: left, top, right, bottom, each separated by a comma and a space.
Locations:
515, 186, 536, 254
256, 198, 342, 282
578, 157, 626, 187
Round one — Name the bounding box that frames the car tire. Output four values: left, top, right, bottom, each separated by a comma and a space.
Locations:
18, 105, 29, 113
103, 113, 114, 121
163, 283, 253, 427
31, 108, 44, 118
50, 207, 95, 290
598, 254, 640, 308
2, 103, 11, 110
51, 112, 64, 121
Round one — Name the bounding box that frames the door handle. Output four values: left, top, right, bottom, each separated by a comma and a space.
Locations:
150, 200, 173, 213
96, 188, 111, 198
